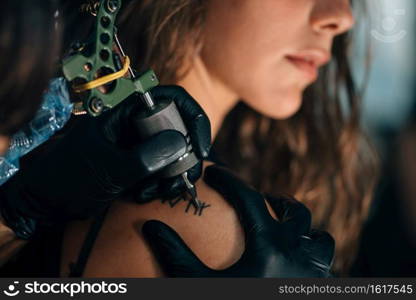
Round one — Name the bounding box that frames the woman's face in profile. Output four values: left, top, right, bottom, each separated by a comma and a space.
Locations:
201, 0, 354, 119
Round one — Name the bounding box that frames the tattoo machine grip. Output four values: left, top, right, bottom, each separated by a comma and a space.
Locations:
134, 97, 199, 178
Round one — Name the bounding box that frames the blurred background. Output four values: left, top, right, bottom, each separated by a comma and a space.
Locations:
351, 0, 416, 276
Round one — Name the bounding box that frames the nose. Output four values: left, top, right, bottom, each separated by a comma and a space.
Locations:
310, 0, 355, 36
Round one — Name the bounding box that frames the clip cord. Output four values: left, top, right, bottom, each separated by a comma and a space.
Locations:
73, 56, 131, 93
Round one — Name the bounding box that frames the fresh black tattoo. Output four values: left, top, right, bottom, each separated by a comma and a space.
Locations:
185, 200, 211, 216
162, 197, 183, 208
161, 195, 211, 216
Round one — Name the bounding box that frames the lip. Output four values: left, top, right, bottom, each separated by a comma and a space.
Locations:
285, 49, 331, 81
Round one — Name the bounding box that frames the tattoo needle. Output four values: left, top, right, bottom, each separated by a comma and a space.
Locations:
182, 172, 202, 209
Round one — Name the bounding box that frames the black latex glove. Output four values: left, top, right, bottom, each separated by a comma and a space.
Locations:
142, 165, 335, 278
0, 85, 211, 239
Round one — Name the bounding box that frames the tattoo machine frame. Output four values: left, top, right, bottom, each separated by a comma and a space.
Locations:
62, 0, 201, 207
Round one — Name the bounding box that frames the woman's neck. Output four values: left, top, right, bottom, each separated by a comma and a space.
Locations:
177, 55, 238, 139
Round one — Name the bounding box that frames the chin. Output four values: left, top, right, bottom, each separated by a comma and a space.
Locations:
248, 89, 303, 120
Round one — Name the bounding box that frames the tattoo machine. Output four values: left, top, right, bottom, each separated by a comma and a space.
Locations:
61, 0, 202, 207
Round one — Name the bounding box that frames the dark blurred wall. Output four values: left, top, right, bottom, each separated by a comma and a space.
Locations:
352, 0, 416, 276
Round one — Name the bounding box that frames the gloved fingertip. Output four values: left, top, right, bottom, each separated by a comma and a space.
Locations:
266, 194, 312, 236
188, 161, 203, 182
151, 130, 188, 153
142, 219, 195, 264
203, 164, 247, 193
203, 164, 226, 181
137, 130, 187, 174
203, 165, 225, 191
142, 220, 165, 238
309, 229, 335, 247
142, 219, 180, 249
141, 220, 174, 252
190, 114, 212, 159
301, 230, 335, 267
11, 216, 37, 240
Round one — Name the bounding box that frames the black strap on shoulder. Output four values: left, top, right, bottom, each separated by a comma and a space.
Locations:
68, 206, 110, 277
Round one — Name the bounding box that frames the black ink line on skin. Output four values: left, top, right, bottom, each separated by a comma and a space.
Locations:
162, 196, 185, 208
161, 195, 211, 216
185, 200, 211, 216
197, 203, 211, 216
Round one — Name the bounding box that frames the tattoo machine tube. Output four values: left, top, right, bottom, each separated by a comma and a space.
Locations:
0, 78, 73, 186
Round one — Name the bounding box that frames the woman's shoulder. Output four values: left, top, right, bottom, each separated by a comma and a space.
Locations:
60, 169, 245, 277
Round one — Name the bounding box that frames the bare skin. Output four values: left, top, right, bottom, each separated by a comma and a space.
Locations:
0, 216, 26, 268
61, 164, 278, 277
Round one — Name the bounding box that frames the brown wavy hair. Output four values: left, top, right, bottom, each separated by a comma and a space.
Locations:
119, 0, 378, 275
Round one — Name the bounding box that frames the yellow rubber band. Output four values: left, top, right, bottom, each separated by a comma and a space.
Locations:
73, 56, 131, 93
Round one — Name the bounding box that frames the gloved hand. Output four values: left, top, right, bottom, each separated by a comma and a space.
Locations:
128, 86, 210, 203
142, 165, 335, 278
0, 85, 211, 239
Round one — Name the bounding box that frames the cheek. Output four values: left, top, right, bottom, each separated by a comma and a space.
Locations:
234, 59, 306, 120
202, 43, 306, 120
243, 84, 304, 120
201, 0, 312, 120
